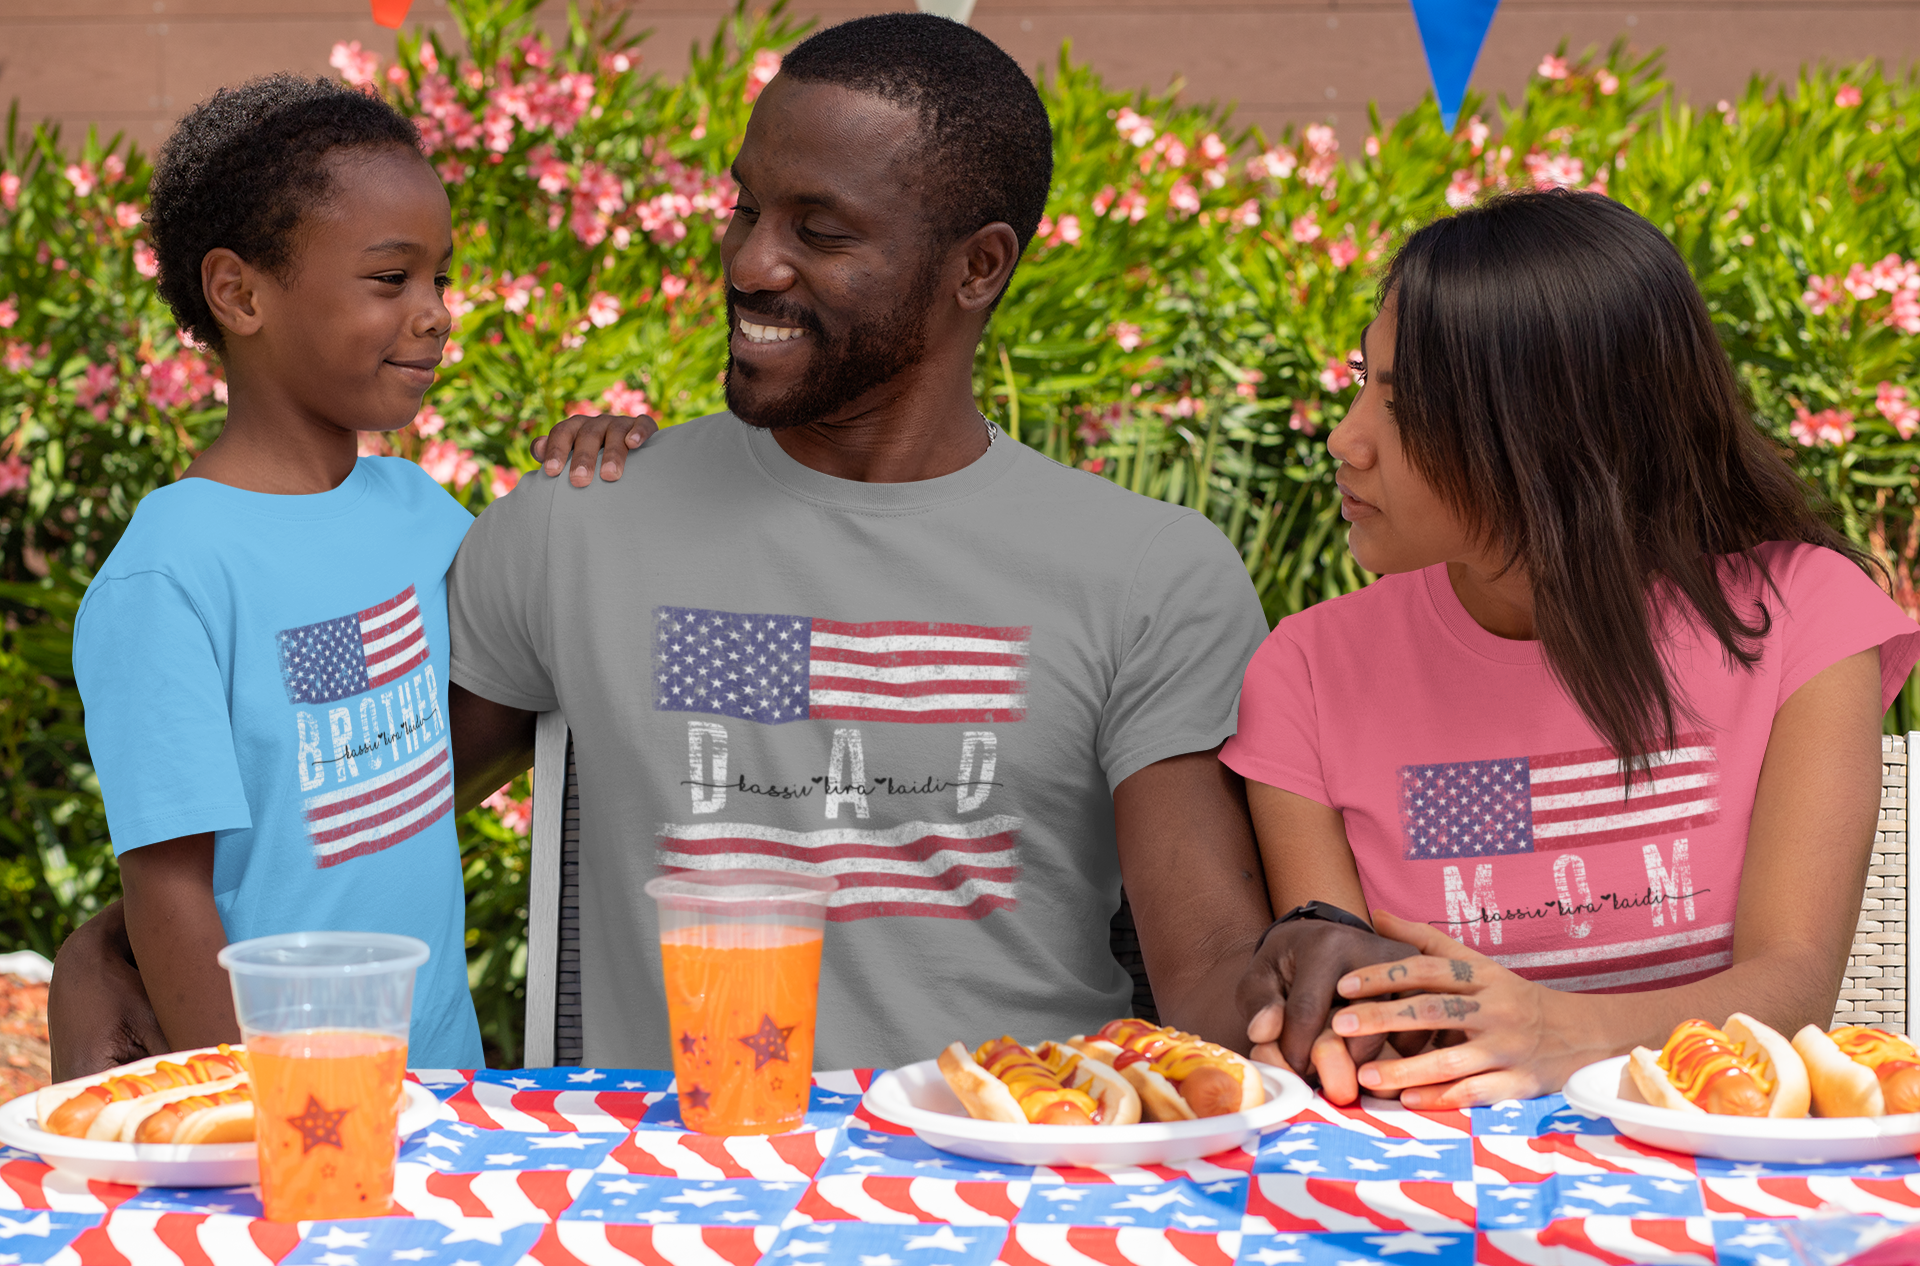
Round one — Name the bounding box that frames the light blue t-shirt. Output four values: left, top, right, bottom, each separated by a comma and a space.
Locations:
73, 457, 482, 1069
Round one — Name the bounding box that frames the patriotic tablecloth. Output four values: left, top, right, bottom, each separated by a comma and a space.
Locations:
1, 1066, 1914, 1266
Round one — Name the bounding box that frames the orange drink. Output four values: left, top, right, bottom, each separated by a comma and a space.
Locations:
646, 870, 837, 1137
219, 932, 428, 1224
660, 924, 823, 1135
249, 1030, 407, 1221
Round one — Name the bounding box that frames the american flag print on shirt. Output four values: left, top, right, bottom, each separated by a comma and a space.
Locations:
659, 815, 1021, 922
653, 607, 1030, 725
1399, 735, 1720, 859
278, 585, 431, 705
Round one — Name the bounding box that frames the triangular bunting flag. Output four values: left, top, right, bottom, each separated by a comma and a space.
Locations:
371, 0, 413, 29
1409, 0, 1500, 131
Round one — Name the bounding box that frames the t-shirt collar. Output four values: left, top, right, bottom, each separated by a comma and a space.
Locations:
1422, 561, 1544, 664
739, 412, 1018, 513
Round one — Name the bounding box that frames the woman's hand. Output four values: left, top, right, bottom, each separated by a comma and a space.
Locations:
1329, 911, 1611, 1109
529, 411, 658, 487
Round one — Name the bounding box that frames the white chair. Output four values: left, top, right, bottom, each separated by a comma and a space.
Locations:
520, 720, 1918, 1066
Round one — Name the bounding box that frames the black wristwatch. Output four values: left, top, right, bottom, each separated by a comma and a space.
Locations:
1256, 900, 1374, 950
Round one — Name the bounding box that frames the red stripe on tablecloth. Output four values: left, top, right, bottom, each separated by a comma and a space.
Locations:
1471, 1237, 1541, 1266
524, 1224, 593, 1266
961, 1180, 1024, 1223
154, 1213, 215, 1266
1537, 1219, 1637, 1266
505, 1089, 574, 1132
1758, 1177, 1823, 1210
1472, 1141, 1551, 1185
1327, 1103, 1415, 1138
1168, 1228, 1239, 1266
423, 1172, 489, 1218
1632, 1219, 1717, 1259
769, 1132, 831, 1177
591, 1093, 655, 1130
993, 1231, 1052, 1266
250, 1221, 301, 1264
603, 1226, 678, 1266
675, 1133, 751, 1179
520, 1170, 578, 1220
703, 1228, 768, 1266
441, 1082, 499, 1129
1304, 1179, 1410, 1230
1701, 1185, 1773, 1218
68, 1225, 131, 1266
0, 1160, 46, 1209
856, 1177, 927, 1220
1400, 1181, 1477, 1228
1065, 1227, 1138, 1266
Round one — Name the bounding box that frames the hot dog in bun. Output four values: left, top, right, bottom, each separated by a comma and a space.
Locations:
1793, 1024, 1920, 1117
1068, 1019, 1265, 1121
35, 1046, 253, 1143
939, 1036, 1142, 1126
1622, 1015, 1809, 1117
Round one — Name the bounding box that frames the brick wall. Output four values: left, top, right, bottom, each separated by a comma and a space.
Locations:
2, 0, 1917, 151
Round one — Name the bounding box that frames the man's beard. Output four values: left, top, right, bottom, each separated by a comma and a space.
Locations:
723, 263, 940, 431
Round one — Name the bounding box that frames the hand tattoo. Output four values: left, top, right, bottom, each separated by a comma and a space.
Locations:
1450, 960, 1474, 983
1387, 965, 1409, 982
1398, 1005, 1418, 1019
1440, 997, 1480, 1020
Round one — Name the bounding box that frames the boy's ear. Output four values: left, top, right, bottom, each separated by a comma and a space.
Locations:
201, 248, 265, 340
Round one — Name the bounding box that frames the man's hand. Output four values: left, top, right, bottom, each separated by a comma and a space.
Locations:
530, 412, 657, 487
49, 898, 168, 1080
1236, 917, 1419, 1092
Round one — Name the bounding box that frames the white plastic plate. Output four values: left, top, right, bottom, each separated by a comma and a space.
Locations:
0, 1079, 441, 1187
862, 1057, 1311, 1167
1563, 1054, 1920, 1163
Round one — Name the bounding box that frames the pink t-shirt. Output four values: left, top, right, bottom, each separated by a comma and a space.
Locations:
1220, 542, 1920, 993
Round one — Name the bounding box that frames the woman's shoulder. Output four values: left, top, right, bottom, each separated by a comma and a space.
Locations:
1725, 540, 1884, 610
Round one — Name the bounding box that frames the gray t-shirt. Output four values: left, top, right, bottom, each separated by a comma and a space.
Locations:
449, 414, 1268, 1069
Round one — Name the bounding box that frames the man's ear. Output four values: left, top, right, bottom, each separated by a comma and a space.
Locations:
201, 247, 267, 341
954, 222, 1022, 314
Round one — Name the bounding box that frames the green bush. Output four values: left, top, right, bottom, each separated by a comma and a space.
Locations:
1, 0, 1915, 1065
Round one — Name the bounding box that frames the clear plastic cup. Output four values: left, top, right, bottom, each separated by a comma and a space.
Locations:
645, 870, 837, 1136
217, 932, 426, 1222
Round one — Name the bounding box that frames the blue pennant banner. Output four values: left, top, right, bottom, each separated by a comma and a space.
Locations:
1410, 0, 1501, 131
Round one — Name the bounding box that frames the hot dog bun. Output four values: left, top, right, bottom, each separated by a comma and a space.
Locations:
1794, 1025, 1885, 1117
35, 1046, 250, 1143
131, 1087, 256, 1145
1622, 1016, 1806, 1118
936, 1037, 1142, 1127
1068, 1021, 1265, 1122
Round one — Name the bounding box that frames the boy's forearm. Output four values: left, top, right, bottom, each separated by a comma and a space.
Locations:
119, 835, 243, 1050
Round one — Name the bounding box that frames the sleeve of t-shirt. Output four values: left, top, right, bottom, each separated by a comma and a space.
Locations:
1774, 542, 1920, 711
447, 474, 560, 714
73, 572, 252, 853
1217, 620, 1330, 806
1097, 512, 1271, 790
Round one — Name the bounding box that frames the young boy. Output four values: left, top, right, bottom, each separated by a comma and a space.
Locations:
71, 75, 482, 1067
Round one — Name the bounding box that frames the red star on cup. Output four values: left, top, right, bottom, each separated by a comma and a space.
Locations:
736, 1014, 796, 1071
285, 1095, 351, 1154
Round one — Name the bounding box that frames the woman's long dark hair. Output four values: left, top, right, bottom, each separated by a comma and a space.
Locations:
1383, 189, 1871, 770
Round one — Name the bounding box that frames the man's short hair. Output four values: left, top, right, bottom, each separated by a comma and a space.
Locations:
779, 14, 1053, 254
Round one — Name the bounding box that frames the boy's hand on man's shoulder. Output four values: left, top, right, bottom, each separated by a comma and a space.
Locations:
530, 413, 658, 488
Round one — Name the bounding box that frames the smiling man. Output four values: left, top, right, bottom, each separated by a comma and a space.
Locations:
449, 14, 1275, 1069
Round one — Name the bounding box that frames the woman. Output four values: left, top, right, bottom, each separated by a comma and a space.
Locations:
1223, 189, 1920, 1108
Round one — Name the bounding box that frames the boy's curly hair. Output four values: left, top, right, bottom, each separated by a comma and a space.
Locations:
147, 75, 422, 353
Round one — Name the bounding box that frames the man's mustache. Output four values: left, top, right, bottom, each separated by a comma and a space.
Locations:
725, 287, 826, 339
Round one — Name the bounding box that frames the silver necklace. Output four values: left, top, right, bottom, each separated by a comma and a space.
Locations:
980, 411, 999, 448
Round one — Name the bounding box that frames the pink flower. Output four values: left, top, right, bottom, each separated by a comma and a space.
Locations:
744, 49, 782, 103
1888, 289, 1920, 335
330, 41, 380, 90
2, 342, 29, 373
1114, 107, 1156, 147
1465, 116, 1491, 154
443, 340, 464, 364
139, 348, 219, 410
1446, 169, 1482, 209
1301, 154, 1338, 188
420, 439, 481, 489
1200, 133, 1227, 163
1836, 84, 1863, 108
1229, 199, 1260, 228
488, 465, 521, 500
1113, 189, 1147, 224
113, 203, 142, 230
1109, 322, 1145, 352
518, 35, 552, 70
1364, 135, 1380, 158
0, 454, 26, 494
528, 146, 570, 194
659, 272, 688, 301
483, 786, 532, 834
386, 64, 408, 86
133, 241, 158, 278
1845, 264, 1878, 300
1304, 124, 1338, 158
419, 41, 439, 74
1247, 146, 1296, 181
481, 104, 515, 153
1289, 399, 1319, 436
1788, 404, 1856, 447
1044, 214, 1082, 246
602, 381, 650, 416
444, 288, 474, 321
412, 404, 446, 437
497, 274, 538, 313
1877, 383, 1920, 440
103, 154, 124, 183
1869, 254, 1916, 293
1596, 68, 1620, 95
1803, 274, 1842, 314
436, 158, 471, 184
1327, 236, 1359, 269
1076, 403, 1122, 445
1167, 180, 1201, 218
1289, 213, 1321, 245
1092, 185, 1117, 217
586, 291, 622, 327
0, 173, 17, 211
1524, 151, 1584, 190
1538, 53, 1570, 80
74, 361, 116, 410
0, 296, 14, 329
1319, 357, 1355, 392
63, 162, 95, 197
